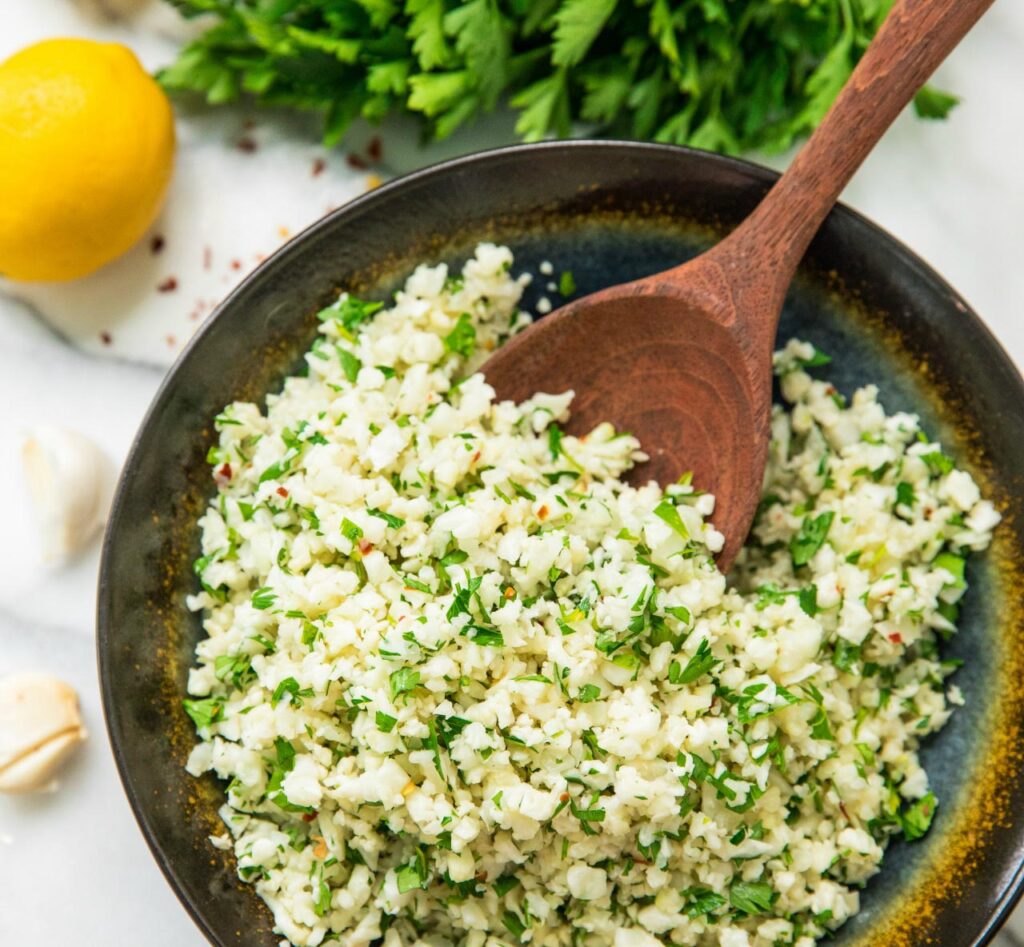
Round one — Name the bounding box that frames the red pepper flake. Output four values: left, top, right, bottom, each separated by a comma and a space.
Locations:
150, 235, 165, 254
474, 871, 487, 882
357, 538, 374, 556
346, 152, 368, 170
888, 632, 903, 644
559, 792, 570, 802
504, 587, 516, 600
367, 135, 383, 163
311, 157, 326, 177
166, 334, 176, 348
215, 463, 232, 486
236, 136, 257, 153
157, 276, 178, 293
202, 246, 213, 270
537, 504, 549, 521
471, 450, 481, 464
839, 801, 851, 821
230, 259, 242, 271
276, 486, 289, 498
100, 331, 113, 345
301, 811, 318, 823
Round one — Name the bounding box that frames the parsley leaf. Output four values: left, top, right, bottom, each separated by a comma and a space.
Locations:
251, 586, 277, 610
319, 296, 383, 334
653, 499, 689, 539
375, 710, 398, 732
183, 696, 223, 730
390, 667, 421, 699
900, 791, 938, 840
367, 507, 405, 528
444, 313, 476, 357
790, 511, 835, 567
682, 886, 726, 919
669, 638, 719, 685
338, 348, 361, 383
922, 450, 954, 476
914, 86, 960, 119
729, 880, 775, 915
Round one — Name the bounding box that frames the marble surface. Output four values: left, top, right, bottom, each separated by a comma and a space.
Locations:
1, 1, 1024, 944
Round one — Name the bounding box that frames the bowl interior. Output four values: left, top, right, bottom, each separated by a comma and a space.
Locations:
99, 142, 1024, 947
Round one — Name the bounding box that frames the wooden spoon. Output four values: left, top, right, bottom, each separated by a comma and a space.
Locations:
483, 0, 993, 570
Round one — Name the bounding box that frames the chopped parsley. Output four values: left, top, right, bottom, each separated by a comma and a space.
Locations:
790, 511, 835, 567
729, 880, 775, 914
444, 313, 476, 357
669, 639, 719, 685
367, 507, 405, 529
251, 586, 277, 610
375, 711, 398, 733
183, 696, 223, 730
653, 499, 689, 539
389, 667, 421, 699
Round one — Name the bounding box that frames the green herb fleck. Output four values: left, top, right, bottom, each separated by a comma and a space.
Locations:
790, 511, 835, 567
251, 586, 277, 610
390, 667, 421, 700
729, 880, 775, 915
444, 313, 476, 357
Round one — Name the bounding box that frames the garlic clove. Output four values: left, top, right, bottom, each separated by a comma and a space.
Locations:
0, 673, 87, 794
70, 0, 150, 20
21, 426, 113, 563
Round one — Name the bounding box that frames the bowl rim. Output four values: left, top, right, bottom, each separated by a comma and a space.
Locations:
97, 137, 1024, 947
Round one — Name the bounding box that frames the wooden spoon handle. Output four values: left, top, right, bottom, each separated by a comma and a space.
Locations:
702, 0, 994, 334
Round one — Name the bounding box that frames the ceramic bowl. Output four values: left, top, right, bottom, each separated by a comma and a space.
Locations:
98, 141, 1024, 946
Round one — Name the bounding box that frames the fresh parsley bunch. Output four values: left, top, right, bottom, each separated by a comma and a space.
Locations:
159, 0, 957, 154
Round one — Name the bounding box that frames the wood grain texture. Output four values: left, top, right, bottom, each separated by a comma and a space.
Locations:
484, 0, 995, 570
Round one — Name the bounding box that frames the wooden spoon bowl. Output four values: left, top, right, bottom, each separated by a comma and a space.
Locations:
484, 282, 770, 566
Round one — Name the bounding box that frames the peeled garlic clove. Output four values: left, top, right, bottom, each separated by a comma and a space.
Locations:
0, 673, 87, 794
22, 426, 112, 563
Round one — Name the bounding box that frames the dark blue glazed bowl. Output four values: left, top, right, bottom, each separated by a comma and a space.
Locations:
98, 141, 1024, 946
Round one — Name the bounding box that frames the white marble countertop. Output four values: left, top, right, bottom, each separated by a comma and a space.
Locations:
2, 1, 1024, 944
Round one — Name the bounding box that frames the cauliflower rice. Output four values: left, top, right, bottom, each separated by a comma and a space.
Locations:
184, 245, 999, 947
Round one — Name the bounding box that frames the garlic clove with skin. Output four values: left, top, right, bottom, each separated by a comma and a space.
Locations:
0, 674, 87, 794
22, 426, 113, 563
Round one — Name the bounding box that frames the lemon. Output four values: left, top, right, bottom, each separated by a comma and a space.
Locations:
0, 39, 175, 282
